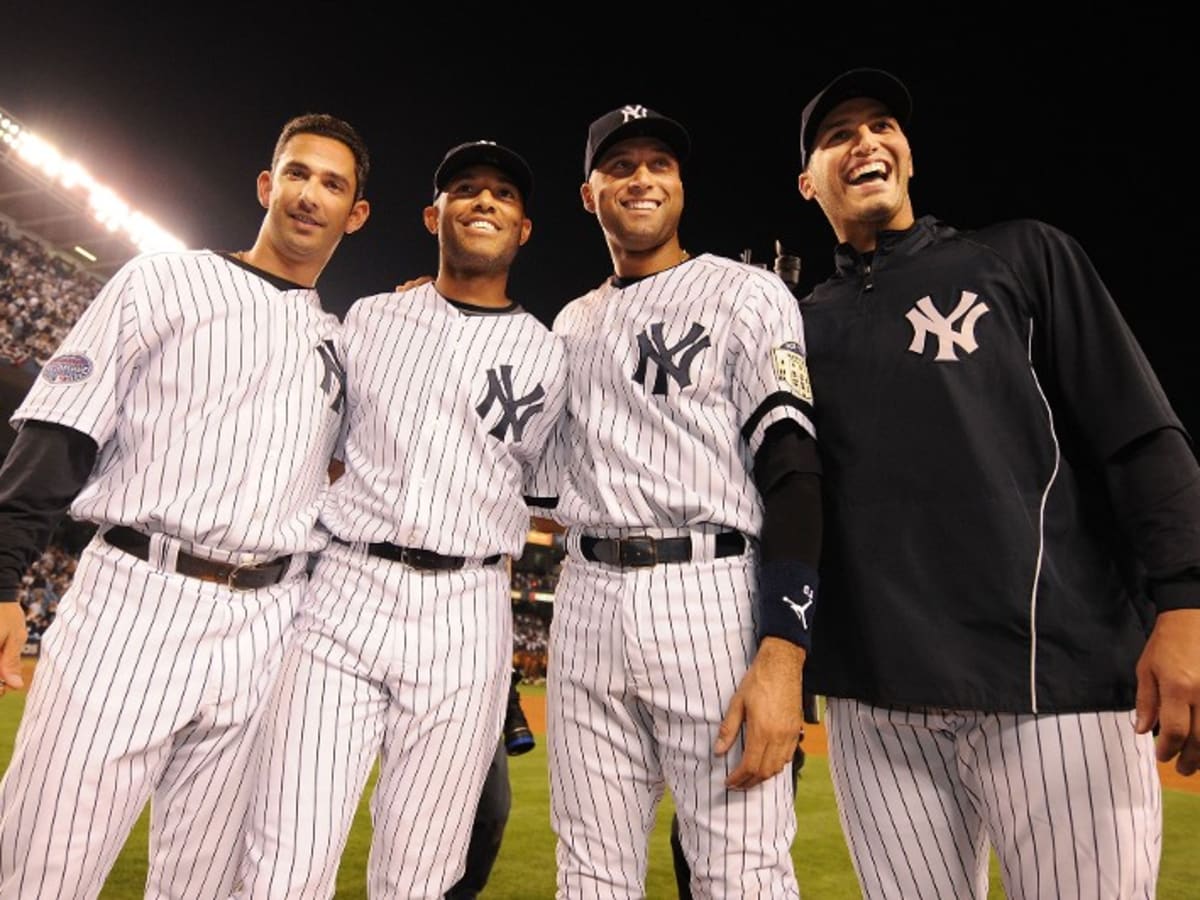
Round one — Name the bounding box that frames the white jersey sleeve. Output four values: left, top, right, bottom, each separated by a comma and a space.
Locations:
12, 255, 148, 443
729, 269, 816, 456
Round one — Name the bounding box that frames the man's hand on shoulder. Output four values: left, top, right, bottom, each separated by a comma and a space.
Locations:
716, 636, 805, 789
0, 602, 28, 695
394, 275, 434, 293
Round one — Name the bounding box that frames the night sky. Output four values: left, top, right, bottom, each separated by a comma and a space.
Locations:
3, 6, 1192, 430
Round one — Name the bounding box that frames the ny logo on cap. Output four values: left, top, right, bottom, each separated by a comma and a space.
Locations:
620, 105, 650, 122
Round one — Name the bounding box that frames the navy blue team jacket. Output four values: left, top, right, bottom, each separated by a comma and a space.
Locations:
801, 215, 1185, 713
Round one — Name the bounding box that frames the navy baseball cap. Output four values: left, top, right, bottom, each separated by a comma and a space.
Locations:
800, 68, 912, 169
584, 104, 691, 178
433, 140, 534, 204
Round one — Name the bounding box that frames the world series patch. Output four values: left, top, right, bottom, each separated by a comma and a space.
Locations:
41, 353, 94, 384
771, 342, 812, 402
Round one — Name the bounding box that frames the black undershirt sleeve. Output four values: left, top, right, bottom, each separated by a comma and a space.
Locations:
0, 421, 98, 601
753, 420, 822, 567
1106, 425, 1200, 612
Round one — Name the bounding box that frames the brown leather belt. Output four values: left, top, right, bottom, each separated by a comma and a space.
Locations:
103, 525, 293, 590
333, 536, 502, 571
580, 531, 746, 568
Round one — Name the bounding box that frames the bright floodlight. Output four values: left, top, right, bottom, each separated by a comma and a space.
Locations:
1, 108, 187, 254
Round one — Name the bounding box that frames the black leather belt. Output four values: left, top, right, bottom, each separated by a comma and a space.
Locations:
103, 525, 293, 590
333, 537, 502, 571
579, 531, 746, 568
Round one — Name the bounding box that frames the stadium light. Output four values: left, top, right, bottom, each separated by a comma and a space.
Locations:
0, 106, 187, 255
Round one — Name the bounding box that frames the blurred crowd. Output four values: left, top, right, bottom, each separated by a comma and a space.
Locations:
0, 222, 99, 368
15, 544, 76, 648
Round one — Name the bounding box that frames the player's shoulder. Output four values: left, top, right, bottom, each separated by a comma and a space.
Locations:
111, 247, 215, 277
347, 282, 437, 317
551, 279, 610, 332
694, 252, 794, 296
955, 217, 1083, 260
690, 253, 800, 321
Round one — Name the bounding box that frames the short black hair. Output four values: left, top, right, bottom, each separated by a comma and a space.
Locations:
272, 113, 370, 201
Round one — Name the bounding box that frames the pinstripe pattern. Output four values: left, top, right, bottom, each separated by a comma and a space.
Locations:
13, 251, 344, 561
322, 286, 567, 557
238, 541, 511, 899
529, 255, 814, 529
0, 538, 302, 900
0, 250, 344, 898
549, 551, 798, 898
538, 254, 812, 897
826, 698, 1162, 899
236, 287, 565, 897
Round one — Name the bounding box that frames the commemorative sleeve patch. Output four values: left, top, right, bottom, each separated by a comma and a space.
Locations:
771, 342, 812, 402
40, 353, 94, 384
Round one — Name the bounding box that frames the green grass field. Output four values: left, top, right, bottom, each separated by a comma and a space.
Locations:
3, 682, 1198, 898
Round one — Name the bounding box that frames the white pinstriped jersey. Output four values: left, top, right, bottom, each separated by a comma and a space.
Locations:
535, 253, 815, 535
10, 250, 344, 560
319, 284, 568, 557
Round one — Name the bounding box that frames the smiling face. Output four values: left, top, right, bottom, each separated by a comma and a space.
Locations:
581, 136, 684, 274
424, 163, 531, 277
798, 96, 915, 252
253, 132, 370, 285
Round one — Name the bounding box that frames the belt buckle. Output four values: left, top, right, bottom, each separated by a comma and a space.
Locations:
618, 535, 657, 568
226, 560, 261, 592
398, 547, 437, 571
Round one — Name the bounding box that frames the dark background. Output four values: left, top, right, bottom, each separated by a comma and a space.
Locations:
1, 6, 1191, 431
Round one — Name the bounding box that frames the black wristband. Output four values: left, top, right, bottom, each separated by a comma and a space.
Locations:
758, 560, 819, 649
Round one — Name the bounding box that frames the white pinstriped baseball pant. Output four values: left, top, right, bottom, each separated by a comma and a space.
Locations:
236, 540, 511, 899
0, 534, 305, 900
826, 698, 1162, 899
548, 536, 799, 899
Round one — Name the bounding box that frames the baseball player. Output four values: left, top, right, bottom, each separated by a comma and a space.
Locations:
527, 105, 823, 897
0, 113, 370, 899
234, 140, 567, 899
796, 68, 1200, 898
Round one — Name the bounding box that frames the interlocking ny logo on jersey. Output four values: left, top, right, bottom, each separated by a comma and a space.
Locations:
906, 291, 990, 361
315, 340, 346, 412
476, 365, 545, 441
632, 322, 711, 395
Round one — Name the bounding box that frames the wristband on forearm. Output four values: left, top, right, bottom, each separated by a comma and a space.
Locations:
758, 560, 819, 649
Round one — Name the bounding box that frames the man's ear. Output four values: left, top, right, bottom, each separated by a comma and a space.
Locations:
580, 181, 596, 214
519, 217, 533, 247
256, 170, 272, 208
344, 199, 370, 235
422, 204, 440, 236
797, 170, 816, 202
